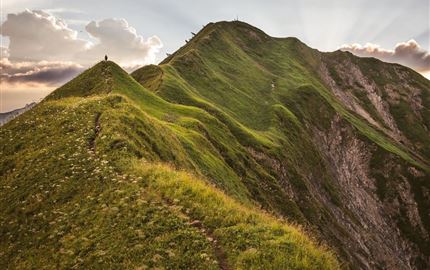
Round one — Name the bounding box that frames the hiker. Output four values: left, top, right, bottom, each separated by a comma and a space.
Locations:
105, 55, 108, 61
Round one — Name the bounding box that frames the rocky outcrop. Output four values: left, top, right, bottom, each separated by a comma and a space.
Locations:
312, 114, 425, 269
315, 54, 430, 268
319, 57, 406, 143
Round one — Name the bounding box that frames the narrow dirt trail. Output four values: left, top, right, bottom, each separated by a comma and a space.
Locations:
100, 63, 113, 93
163, 198, 230, 270
188, 219, 229, 270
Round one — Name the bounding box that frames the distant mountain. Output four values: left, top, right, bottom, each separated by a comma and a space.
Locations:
0, 102, 36, 126
1, 21, 429, 269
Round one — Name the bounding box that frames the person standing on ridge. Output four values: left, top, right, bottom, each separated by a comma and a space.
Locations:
105, 55, 108, 61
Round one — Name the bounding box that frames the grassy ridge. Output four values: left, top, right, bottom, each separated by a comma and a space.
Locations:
0, 93, 339, 269
145, 21, 427, 172
132, 162, 338, 269
132, 21, 430, 267
2, 20, 429, 269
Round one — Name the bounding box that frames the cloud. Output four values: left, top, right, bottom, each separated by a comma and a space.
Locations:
1, 58, 83, 86
1, 9, 90, 62
85, 18, 163, 66
0, 10, 163, 90
1, 10, 162, 65
43, 8, 84, 15
340, 40, 430, 74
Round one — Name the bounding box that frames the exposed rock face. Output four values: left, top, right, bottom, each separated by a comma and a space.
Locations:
314, 54, 430, 269
247, 112, 428, 269
312, 114, 417, 269
245, 46, 430, 268
319, 57, 405, 142
319, 63, 382, 129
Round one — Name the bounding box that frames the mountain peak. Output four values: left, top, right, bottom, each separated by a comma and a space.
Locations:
47, 60, 130, 100
210, 20, 267, 32
160, 20, 271, 65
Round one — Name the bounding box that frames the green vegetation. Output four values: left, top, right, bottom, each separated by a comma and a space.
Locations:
133, 162, 338, 269
132, 64, 164, 92
1, 20, 429, 269
0, 92, 338, 269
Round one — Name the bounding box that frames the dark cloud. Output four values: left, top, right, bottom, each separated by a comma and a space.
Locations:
0, 59, 83, 86
340, 40, 430, 73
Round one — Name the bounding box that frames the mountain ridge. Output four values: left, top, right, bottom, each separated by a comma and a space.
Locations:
132, 20, 430, 268
1, 20, 429, 269
0, 63, 339, 269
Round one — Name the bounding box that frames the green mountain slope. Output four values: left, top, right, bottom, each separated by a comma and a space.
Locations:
131, 21, 430, 269
1, 21, 430, 269
1, 61, 338, 269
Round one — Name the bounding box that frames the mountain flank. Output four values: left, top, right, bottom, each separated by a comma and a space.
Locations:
1, 21, 430, 269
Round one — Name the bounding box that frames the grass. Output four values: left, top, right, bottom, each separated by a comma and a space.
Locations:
131, 64, 163, 92
132, 162, 339, 270
0, 93, 339, 269
1, 20, 429, 269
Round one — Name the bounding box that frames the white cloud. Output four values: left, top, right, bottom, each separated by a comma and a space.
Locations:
0, 9, 163, 89
85, 18, 162, 66
1, 9, 90, 62
43, 8, 84, 15
1, 9, 163, 65
340, 40, 430, 75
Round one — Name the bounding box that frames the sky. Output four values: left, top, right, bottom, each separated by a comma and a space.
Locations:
1, 0, 429, 112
